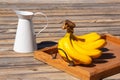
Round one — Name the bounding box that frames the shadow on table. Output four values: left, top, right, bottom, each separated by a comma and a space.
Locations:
37, 41, 57, 50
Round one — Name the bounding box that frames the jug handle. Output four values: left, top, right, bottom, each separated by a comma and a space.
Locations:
34, 12, 48, 37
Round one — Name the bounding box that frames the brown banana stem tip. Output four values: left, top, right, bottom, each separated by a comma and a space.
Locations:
62, 20, 76, 33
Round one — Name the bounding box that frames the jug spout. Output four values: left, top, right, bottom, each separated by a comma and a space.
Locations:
15, 10, 34, 19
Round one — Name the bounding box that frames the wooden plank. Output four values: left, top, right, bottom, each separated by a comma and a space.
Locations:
1, 27, 120, 39
2, 0, 120, 3
1, 3, 120, 8
1, 22, 120, 31
1, 15, 120, 23
0, 51, 33, 57
0, 67, 78, 80
1, 10, 120, 18
1, 18, 120, 24
2, 9, 120, 14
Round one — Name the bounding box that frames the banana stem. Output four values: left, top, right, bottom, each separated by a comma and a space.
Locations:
62, 20, 75, 33
58, 48, 75, 66
52, 52, 58, 59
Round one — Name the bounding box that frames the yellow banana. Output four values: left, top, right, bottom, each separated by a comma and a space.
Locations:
76, 32, 101, 43
58, 38, 73, 62
82, 39, 106, 50
72, 34, 106, 50
71, 38, 102, 58
62, 33, 92, 65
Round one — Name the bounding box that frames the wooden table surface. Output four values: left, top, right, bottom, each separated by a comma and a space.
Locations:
0, 1, 120, 80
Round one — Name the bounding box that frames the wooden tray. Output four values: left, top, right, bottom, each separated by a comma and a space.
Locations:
34, 34, 120, 80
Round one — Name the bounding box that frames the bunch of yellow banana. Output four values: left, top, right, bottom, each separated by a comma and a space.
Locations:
58, 32, 106, 65
57, 20, 106, 65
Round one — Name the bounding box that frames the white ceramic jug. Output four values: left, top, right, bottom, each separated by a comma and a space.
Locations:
13, 10, 48, 53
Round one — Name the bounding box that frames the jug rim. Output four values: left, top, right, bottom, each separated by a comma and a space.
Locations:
15, 10, 34, 16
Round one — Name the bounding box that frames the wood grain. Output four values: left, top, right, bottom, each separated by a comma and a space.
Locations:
0, 2, 120, 80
